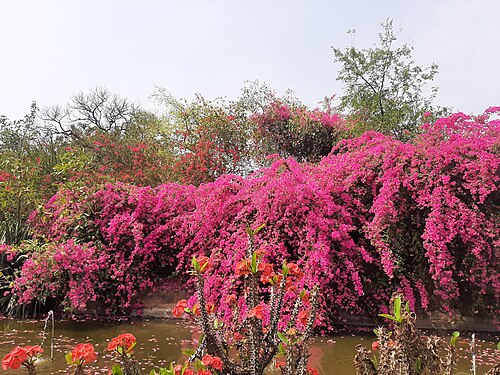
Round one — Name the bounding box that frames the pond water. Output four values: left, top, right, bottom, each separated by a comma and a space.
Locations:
0, 318, 498, 374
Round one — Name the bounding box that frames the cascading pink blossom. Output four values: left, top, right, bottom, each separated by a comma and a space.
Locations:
13, 109, 499, 329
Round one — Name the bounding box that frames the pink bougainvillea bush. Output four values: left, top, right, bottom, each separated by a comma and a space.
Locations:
10, 182, 198, 314
4, 109, 498, 328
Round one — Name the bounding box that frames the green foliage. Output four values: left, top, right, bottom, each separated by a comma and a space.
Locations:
0, 219, 29, 246
111, 364, 125, 375
378, 296, 405, 323
449, 331, 460, 347
152, 87, 257, 183
332, 19, 445, 140
357, 294, 463, 375
149, 368, 172, 375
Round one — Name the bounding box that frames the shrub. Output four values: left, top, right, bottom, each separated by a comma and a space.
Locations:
4, 110, 498, 328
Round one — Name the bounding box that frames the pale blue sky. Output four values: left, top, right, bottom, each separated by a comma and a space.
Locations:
1, 0, 499, 119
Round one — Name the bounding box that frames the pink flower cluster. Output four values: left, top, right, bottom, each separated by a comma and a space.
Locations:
12, 240, 103, 311
15, 109, 499, 328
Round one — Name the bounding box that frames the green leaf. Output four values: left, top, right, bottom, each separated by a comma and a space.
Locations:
254, 223, 265, 234
393, 297, 402, 322
193, 359, 205, 370
282, 261, 289, 278
200, 260, 208, 272
182, 349, 196, 356
111, 364, 125, 375
181, 363, 191, 375
65, 352, 73, 365
378, 313, 398, 322
192, 256, 200, 271
251, 251, 257, 273
277, 343, 286, 356
277, 331, 289, 344
416, 357, 422, 370
129, 341, 137, 352
449, 331, 460, 347
496, 342, 499, 351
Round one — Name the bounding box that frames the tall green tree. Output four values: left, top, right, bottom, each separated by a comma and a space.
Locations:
333, 19, 443, 140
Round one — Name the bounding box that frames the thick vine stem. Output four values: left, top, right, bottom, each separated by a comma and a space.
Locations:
266, 277, 287, 344
353, 344, 377, 375
124, 358, 141, 375
296, 351, 309, 375
302, 286, 319, 343
187, 337, 206, 364
196, 271, 247, 375
25, 364, 36, 375
245, 233, 260, 375
247, 273, 260, 375
442, 345, 455, 375
288, 296, 303, 329
196, 273, 229, 363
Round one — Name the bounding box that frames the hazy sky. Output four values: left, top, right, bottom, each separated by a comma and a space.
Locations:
1, 0, 499, 119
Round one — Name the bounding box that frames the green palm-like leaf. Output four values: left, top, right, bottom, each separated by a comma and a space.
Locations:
378, 313, 398, 322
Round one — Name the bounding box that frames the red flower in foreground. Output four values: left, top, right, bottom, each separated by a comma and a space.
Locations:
202, 354, 223, 370
24, 346, 43, 357
2, 346, 28, 370
192, 303, 201, 316
172, 299, 188, 317
206, 302, 216, 314
254, 248, 265, 258
307, 367, 320, 375
298, 309, 309, 326
247, 305, 265, 320
372, 341, 380, 352
173, 364, 183, 375
258, 262, 274, 283
69, 343, 97, 364
235, 259, 251, 277
107, 333, 136, 353
287, 262, 304, 280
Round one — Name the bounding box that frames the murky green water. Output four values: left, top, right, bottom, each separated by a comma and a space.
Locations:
0, 318, 498, 374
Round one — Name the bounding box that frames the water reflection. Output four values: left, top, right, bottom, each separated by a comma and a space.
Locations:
0, 318, 497, 374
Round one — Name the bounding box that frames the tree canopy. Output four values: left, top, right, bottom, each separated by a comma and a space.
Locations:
332, 19, 444, 140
